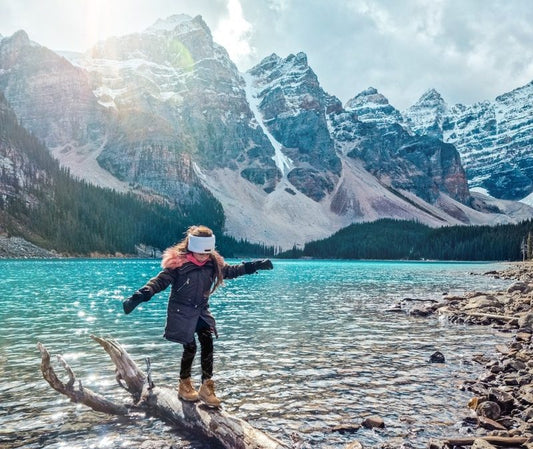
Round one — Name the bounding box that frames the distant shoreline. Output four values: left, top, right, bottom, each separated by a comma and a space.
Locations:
0, 234, 527, 263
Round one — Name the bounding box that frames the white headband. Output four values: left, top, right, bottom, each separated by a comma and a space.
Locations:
187, 234, 216, 254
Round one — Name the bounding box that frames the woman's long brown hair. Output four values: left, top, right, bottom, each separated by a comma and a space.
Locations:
174, 225, 224, 294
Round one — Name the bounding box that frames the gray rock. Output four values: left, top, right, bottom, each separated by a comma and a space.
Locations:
502, 359, 527, 372
344, 442, 363, 449
429, 351, 446, 363
488, 388, 515, 414
0, 236, 59, 259
521, 406, 533, 422
508, 281, 530, 294
518, 312, 533, 329
462, 295, 501, 310
361, 415, 385, 429
476, 400, 501, 420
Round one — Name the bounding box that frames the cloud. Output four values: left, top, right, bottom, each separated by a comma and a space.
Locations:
212, 0, 255, 67
239, 0, 533, 109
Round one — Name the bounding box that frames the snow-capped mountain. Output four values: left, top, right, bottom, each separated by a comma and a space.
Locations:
403, 89, 448, 138
1, 15, 532, 249
344, 87, 406, 127
403, 83, 533, 201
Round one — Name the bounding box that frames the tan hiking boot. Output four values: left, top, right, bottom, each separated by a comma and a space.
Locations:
198, 379, 221, 407
178, 377, 199, 402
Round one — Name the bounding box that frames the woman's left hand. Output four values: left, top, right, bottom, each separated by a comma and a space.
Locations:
244, 259, 273, 274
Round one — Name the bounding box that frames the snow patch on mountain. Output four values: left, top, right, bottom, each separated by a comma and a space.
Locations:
242, 71, 293, 176
521, 192, 533, 207
84, 56, 190, 108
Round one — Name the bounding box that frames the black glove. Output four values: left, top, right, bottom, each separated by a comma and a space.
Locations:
243, 259, 274, 274
123, 288, 151, 314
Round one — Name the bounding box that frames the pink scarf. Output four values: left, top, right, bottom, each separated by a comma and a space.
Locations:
186, 253, 208, 266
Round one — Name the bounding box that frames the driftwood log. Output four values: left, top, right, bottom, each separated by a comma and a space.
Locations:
435, 435, 530, 447
38, 335, 288, 449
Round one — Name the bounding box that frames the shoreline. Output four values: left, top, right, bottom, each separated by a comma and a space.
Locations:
402, 262, 533, 449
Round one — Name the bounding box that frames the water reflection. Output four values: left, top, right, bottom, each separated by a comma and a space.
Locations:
0, 259, 512, 448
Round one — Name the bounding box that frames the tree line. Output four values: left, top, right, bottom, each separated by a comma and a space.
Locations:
279, 219, 533, 261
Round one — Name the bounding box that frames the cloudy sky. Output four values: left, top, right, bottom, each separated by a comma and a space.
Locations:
1, 0, 532, 109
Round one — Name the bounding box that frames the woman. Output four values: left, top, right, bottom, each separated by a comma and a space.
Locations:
122, 225, 273, 407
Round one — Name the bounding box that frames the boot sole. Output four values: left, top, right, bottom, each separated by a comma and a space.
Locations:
199, 397, 221, 408
179, 397, 199, 402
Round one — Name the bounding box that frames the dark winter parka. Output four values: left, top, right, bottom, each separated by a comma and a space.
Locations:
139, 248, 246, 344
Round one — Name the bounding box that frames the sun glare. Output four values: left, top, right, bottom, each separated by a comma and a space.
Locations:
83, 0, 122, 49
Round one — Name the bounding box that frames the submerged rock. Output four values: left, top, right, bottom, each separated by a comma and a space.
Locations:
361, 416, 385, 429
429, 351, 445, 363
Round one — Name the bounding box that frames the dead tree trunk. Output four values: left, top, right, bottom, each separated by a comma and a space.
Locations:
437, 436, 530, 447
38, 335, 288, 449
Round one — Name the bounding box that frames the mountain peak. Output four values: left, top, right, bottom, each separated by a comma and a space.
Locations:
145, 14, 195, 33
143, 14, 212, 40
403, 89, 448, 140
417, 88, 445, 105
361, 86, 379, 95
249, 52, 314, 83
495, 79, 533, 103
286, 51, 308, 65
345, 87, 390, 109
343, 87, 404, 126
4, 30, 31, 48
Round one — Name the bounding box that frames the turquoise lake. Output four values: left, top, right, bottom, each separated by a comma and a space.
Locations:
0, 259, 515, 448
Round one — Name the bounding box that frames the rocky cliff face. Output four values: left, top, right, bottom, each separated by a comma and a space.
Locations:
0, 16, 279, 203
334, 88, 471, 206
247, 52, 340, 201
0, 30, 106, 149
403, 83, 533, 201
85, 14, 279, 201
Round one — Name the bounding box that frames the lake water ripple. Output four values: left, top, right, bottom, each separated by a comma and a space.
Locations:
0, 259, 513, 448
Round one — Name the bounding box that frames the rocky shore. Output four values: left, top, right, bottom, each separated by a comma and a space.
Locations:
399, 262, 533, 449
0, 235, 160, 259
0, 235, 59, 258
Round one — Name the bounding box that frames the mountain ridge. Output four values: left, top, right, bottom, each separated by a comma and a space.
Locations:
1, 15, 532, 250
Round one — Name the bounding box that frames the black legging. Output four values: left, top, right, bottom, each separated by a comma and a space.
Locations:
180, 319, 214, 381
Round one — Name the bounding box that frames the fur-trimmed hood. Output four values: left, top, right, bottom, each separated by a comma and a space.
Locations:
161, 247, 225, 270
